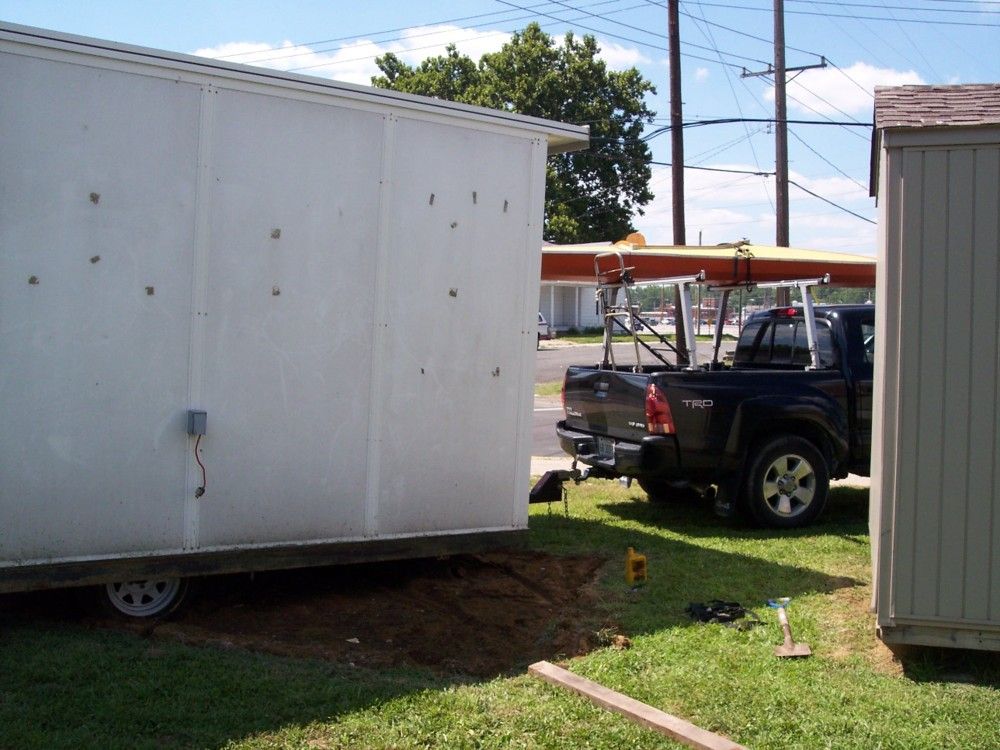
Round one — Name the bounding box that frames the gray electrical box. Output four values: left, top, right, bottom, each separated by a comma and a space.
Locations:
187, 410, 207, 436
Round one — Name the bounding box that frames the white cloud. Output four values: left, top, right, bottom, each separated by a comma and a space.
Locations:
694, 67, 710, 82
395, 25, 510, 66
594, 40, 651, 70
193, 25, 649, 85
193, 25, 511, 86
764, 61, 924, 116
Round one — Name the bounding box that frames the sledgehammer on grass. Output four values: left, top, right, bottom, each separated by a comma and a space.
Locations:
768, 598, 812, 658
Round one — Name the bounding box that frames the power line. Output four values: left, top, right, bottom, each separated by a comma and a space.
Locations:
813, 10, 893, 69
212, 0, 620, 63
787, 127, 869, 191
872, 0, 945, 80
825, 59, 875, 100
689, 128, 766, 163
638, 117, 873, 143
644, 160, 875, 224
788, 0, 999, 14
493, 0, 752, 68
787, 179, 876, 223
544, 0, 773, 65
212, 0, 554, 61
671, 1, 1000, 26
685, 2, 776, 212
671, 2, 823, 57
230, 0, 645, 67
651, 160, 772, 175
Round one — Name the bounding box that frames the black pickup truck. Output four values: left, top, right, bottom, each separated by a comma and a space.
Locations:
555, 304, 875, 528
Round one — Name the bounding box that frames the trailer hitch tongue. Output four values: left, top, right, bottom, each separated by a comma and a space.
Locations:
528, 468, 586, 504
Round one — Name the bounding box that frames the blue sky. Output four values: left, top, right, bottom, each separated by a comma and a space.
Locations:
3, 1, 998, 254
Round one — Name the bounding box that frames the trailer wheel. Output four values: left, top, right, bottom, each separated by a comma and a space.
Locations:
744, 436, 828, 528
99, 577, 189, 619
638, 478, 702, 503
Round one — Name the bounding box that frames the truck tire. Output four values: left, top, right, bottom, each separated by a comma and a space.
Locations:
744, 436, 829, 528
96, 577, 189, 620
638, 478, 702, 503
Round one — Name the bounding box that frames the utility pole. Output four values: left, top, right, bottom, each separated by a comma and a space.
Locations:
742, 0, 825, 306
668, 0, 688, 360
773, 0, 788, 253
669, 0, 685, 247
772, 0, 790, 305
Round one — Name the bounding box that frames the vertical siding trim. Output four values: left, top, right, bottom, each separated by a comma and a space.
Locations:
960, 150, 976, 618
939, 148, 975, 618
364, 113, 397, 538
184, 83, 216, 550
991, 150, 1000, 621
511, 137, 548, 529
892, 147, 924, 618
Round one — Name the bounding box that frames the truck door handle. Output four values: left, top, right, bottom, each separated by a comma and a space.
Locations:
594, 382, 610, 392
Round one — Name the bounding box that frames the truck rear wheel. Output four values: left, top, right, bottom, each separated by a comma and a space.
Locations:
98, 577, 189, 619
744, 436, 828, 528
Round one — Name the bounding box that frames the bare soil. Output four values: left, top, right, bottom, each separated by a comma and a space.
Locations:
6, 551, 611, 678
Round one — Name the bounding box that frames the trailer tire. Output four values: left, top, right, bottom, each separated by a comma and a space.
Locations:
97, 577, 189, 620
744, 436, 828, 528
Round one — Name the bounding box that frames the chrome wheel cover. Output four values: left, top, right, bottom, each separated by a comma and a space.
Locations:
761, 453, 816, 518
104, 578, 183, 617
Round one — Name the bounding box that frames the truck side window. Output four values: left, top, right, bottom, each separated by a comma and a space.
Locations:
791, 322, 835, 366
770, 321, 796, 364
734, 320, 766, 364
861, 322, 875, 363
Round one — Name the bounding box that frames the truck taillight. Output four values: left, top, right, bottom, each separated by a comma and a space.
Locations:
645, 383, 675, 434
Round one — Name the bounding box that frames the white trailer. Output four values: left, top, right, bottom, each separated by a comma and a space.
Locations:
0, 23, 588, 616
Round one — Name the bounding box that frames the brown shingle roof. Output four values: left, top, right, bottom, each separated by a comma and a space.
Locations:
874, 84, 1000, 130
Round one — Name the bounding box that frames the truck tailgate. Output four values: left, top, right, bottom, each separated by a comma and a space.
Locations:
563, 367, 651, 443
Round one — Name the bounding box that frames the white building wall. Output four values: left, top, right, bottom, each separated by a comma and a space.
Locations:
538, 283, 601, 329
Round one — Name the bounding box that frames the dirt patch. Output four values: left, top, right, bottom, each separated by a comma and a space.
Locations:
8, 551, 610, 678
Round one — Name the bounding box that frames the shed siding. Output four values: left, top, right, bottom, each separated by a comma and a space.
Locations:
879, 140, 1000, 636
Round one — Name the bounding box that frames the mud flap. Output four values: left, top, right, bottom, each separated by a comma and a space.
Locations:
709, 476, 740, 519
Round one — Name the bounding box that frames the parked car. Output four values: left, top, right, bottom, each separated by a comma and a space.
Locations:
538, 312, 552, 347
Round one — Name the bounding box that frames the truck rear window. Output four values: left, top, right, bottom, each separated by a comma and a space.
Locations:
734, 319, 835, 368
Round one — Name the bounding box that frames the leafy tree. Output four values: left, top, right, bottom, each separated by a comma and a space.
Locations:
372, 24, 656, 243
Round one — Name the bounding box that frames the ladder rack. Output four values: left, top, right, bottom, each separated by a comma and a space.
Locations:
591, 253, 833, 372
593, 251, 704, 372
707, 274, 830, 369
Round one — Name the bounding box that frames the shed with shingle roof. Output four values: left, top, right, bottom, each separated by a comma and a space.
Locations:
870, 83, 1000, 652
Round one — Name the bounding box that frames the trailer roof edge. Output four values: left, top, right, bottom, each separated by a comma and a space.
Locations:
0, 21, 590, 155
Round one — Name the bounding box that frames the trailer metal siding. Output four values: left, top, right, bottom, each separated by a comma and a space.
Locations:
0, 24, 588, 587
873, 87, 1000, 648
0, 50, 203, 559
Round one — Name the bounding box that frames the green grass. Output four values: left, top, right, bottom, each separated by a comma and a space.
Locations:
535, 380, 564, 397
2, 483, 999, 749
